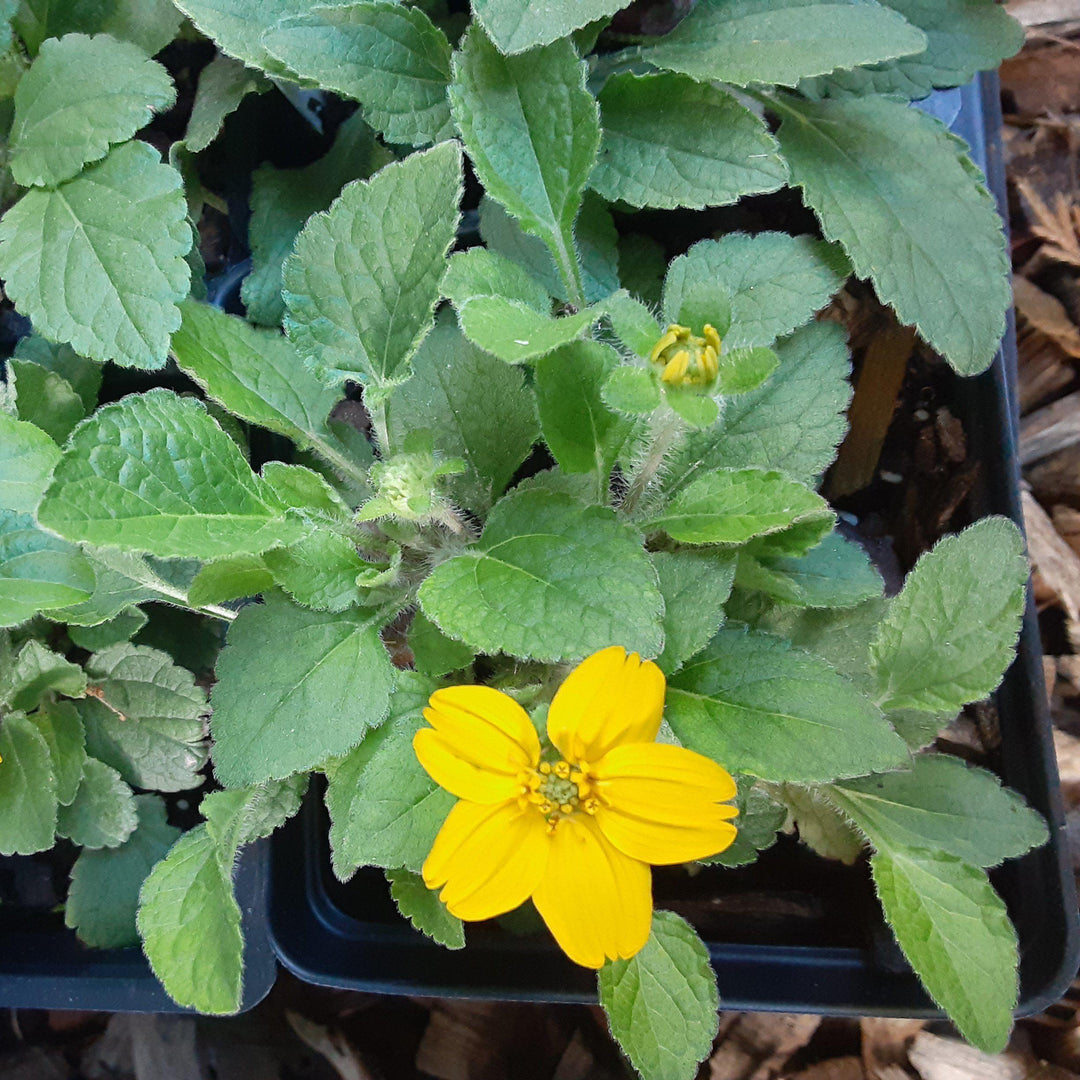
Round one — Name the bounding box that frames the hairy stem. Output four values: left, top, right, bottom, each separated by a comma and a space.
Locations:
620, 409, 685, 517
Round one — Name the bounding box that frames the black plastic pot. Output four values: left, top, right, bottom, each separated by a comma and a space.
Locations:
268, 73, 1080, 1016
0, 840, 276, 1012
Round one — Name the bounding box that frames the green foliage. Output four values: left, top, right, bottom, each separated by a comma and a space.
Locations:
11, 34, 175, 187
39, 390, 305, 560
409, 611, 476, 678
666, 628, 908, 782
9, 357, 86, 443
2, 638, 86, 709
263, 3, 453, 146
592, 72, 786, 210
472, 0, 624, 54
13, 335, 102, 413
67, 794, 180, 948
702, 777, 786, 867
0, 141, 190, 368
184, 54, 268, 154
284, 142, 462, 388
772, 93, 1009, 374
387, 868, 465, 949
458, 295, 604, 363
870, 518, 1027, 712
210, 591, 396, 787
450, 26, 597, 303
15, 0, 183, 55
27, 700, 86, 806
420, 489, 664, 663
652, 549, 736, 676
599, 912, 719, 1080
642, 0, 928, 87
0, 712, 57, 853
56, 756, 138, 849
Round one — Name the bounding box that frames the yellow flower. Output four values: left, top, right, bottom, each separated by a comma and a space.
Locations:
413, 646, 738, 968
648, 323, 721, 389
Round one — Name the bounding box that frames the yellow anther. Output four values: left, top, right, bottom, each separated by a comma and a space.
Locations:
703, 324, 721, 353
661, 350, 690, 384
648, 328, 680, 364
540, 800, 553, 814
650, 321, 722, 390
554, 761, 571, 779
560, 803, 574, 814
539, 761, 552, 775
583, 798, 599, 815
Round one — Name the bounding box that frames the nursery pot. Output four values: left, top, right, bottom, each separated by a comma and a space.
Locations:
267, 74, 1080, 1016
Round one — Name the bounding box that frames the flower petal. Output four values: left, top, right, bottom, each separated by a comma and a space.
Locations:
413, 729, 523, 803
547, 647, 665, 764
420, 684, 540, 794
591, 742, 739, 864
532, 814, 652, 969
423, 798, 549, 921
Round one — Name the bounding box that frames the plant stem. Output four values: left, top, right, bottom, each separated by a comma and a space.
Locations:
553, 230, 587, 311
620, 409, 685, 517
372, 399, 392, 460
307, 432, 372, 489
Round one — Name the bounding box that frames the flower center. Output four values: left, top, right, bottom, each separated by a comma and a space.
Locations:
520, 758, 599, 829
648, 322, 721, 388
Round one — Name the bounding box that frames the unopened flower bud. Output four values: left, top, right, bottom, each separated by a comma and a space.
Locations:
648, 323, 721, 390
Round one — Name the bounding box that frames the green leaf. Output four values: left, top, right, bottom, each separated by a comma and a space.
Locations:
387, 867, 465, 949
803, 0, 1025, 101
653, 549, 736, 676
0, 712, 57, 853
607, 292, 662, 358
202, 775, 308, 863
138, 824, 244, 1015
2, 638, 86, 710
38, 390, 305, 560
56, 756, 137, 849
79, 643, 209, 791
702, 777, 786, 867
646, 468, 831, 547
171, 301, 340, 452
472, 0, 624, 54
870, 518, 1027, 713
188, 556, 273, 608
262, 3, 453, 146
665, 321, 852, 491
263, 528, 367, 612
0, 509, 95, 626
326, 670, 454, 878
831, 753, 1047, 868
15, 0, 183, 55
736, 531, 884, 608
185, 53, 268, 154
284, 142, 462, 388
772, 94, 1008, 375
450, 25, 598, 302
419, 489, 663, 663
642, 0, 927, 87
0, 412, 59, 512
9, 358, 85, 444
592, 72, 786, 210
66, 794, 180, 949
11, 33, 175, 187
712, 348, 778, 396
478, 194, 562, 299
603, 366, 661, 416
457, 295, 602, 364
242, 112, 390, 327
441, 246, 550, 312
534, 340, 633, 482
663, 233, 847, 351
387, 314, 539, 514
27, 699, 86, 806
13, 335, 102, 413
47, 547, 174, 627
871, 848, 1016, 1053
666, 627, 908, 782
599, 911, 719, 1080
409, 610, 476, 678
662, 386, 720, 431
171, 0, 348, 78
575, 189, 622, 306
67, 608, 147, 651
0, 140, 190, 368
210, 591, 396, 788
768, 781, 864, 863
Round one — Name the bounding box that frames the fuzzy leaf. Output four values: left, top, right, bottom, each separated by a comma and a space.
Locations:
202, 775, 308, 863
38, 390, 305, 560
871, 848, 1016, 1053
263, 528, 367, 613
419, 489, 663, 663
9, 359, 85, 444
0, 140, 190, 368
15, 0, 183, 55
653, 549, 736, 676
458, 296, 602, 363
12, 335, 102, 413
210, 591, 395, 787
472, 0, 624, 54
262, 2, 453, 145
138, 824, 244, 1015
642, 0, 927, 87
441, 247, 551, 312
870, 518, 1027, 713
66, 794, 180, 948
592, 72, 786, 210
184, 53, 269, 153
284, 142, 462, 388
0, 712, 57, 853
408, 611, 476, 678
0, 412, 59, 512
603, 366, 661, 415
11, 33, 175, 187
702, 777, 786, 867
772, 94, 1008, 375
666, 627, 908, 783
188, 556, 273, 608
2, 638, 86, 711
27, 699, 86, 806
599, 911, 719, 1080
450, 25, 598, 301
56, 756, 137, 849
387, 868, 465, 948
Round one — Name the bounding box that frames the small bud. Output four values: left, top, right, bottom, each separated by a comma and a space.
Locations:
648, 323, 721, 391
356, 431, 465, 525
